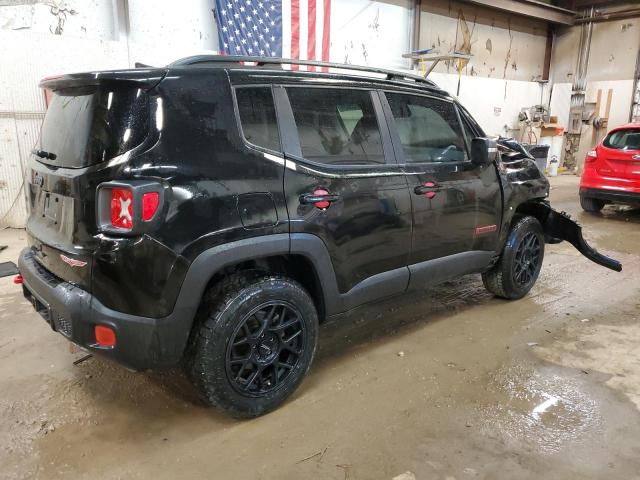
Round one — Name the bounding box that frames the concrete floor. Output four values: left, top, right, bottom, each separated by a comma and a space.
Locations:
1, 175, 639, 480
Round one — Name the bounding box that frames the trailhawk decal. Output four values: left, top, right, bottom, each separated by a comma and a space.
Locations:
60, 254, 87, 268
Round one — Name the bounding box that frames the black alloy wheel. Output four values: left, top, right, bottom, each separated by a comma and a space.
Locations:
482, 215, 545, 300
512, 231, 541, 287
186, 272, 318, 418
226, 301, 305, 396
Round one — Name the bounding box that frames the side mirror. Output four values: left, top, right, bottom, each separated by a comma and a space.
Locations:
471, 137, 498, 166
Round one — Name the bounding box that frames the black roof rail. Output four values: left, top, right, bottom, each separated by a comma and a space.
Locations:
169, 55, 439, 88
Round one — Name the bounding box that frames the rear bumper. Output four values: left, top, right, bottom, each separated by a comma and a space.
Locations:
580, 187, 640, 205
18, 248, 189, 371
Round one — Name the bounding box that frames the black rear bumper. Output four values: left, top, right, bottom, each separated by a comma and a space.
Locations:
18, 248, 188, 371
580, 187, 640, 205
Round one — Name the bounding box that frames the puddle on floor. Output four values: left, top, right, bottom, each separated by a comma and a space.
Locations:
478, 364, 601, 455
536, 322, 640, 411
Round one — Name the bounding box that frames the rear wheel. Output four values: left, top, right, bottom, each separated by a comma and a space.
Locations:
185, 272, 318, 418
580, 196, 605, 213
482, 216, 544, 300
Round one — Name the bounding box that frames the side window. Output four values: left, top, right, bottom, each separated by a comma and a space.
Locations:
236, 87, 280, 152
286, 88, 385, 165
386, 93, 468, 163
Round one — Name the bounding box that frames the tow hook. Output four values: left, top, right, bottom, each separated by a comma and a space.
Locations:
543, 208, 622, 272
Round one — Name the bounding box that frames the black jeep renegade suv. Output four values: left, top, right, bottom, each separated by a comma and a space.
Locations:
18, 56, 620, 417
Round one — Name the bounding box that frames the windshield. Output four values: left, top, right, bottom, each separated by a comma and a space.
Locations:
38, 86, 149, 168
603, 128, 640, 151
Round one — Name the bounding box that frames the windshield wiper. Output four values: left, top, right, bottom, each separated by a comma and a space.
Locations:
32, 149, 57, 160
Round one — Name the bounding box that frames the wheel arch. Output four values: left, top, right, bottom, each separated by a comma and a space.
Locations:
170, 233, 341, 362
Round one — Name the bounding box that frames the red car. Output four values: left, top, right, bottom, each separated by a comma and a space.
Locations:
580, 123, 640, 212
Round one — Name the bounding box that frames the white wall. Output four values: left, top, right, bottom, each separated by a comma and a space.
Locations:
330, 0, 412, 70
430, 72, 548, 137
127, 0, 218, 66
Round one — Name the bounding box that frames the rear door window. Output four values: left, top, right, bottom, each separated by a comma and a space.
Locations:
385, 92, 467, 163
286, 88, 385, 165
39, 87, 149, 169
603, 128, 640, 150
235, 87, 281, 152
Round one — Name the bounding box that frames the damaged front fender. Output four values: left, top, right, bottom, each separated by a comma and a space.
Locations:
540, 205, 622, 272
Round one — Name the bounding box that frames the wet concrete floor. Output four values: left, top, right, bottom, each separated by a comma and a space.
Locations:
1, 175, 639, 479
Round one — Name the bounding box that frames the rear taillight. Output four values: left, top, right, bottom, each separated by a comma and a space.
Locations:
97, 181, 163, 235
585, 150, 598, 163
142, 192, 160, 221
110, 188, 134, 230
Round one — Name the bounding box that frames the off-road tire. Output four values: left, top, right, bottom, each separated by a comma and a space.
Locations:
482, 216, 545, 300
185, 272, 318, 418
580, 196, 605, 213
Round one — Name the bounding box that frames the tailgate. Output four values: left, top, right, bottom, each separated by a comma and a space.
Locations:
26, 163, 96, 290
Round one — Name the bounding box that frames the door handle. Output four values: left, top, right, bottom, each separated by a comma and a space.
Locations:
414, 181, 438, 198
300, 189, 340, 209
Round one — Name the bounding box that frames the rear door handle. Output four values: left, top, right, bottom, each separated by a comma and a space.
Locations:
300, 189, 340, 209
414, 181, 439, 198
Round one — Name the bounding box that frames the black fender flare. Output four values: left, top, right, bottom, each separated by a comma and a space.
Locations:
166, 233, 341, 360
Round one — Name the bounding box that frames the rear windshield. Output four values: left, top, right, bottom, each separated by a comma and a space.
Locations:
38, 87, 149, 168
603, 128, 640, 150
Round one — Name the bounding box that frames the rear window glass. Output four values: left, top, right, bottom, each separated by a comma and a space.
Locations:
39, 87, 149, 168
235, 87, 280, 152
603, 128, 640, 150
286, 88, 385, 165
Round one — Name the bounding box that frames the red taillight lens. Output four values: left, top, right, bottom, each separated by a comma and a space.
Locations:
585, 150, 598, 163
110, 188, 133, 230
142, 192, 160, 221
13, 274, 23, 284
95, 325, 116, 347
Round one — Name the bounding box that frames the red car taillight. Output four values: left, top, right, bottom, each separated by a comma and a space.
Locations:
110, 188, 134, 230
585, 150, 598, 163
142, 192, 160, 221
97, 181, 163, 235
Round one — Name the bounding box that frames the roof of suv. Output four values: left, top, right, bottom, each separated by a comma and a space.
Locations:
169, 55, 447, 96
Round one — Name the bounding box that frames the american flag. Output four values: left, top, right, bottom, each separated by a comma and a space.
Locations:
214, 0, 331, 70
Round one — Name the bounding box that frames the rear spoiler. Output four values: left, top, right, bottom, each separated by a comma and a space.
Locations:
39, 68, 169, 91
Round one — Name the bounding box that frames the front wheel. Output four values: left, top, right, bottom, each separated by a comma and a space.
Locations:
482, 216, 545, 300
185, 273, 318, 418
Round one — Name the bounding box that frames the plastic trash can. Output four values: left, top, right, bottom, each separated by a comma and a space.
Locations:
523, 144, 550, 174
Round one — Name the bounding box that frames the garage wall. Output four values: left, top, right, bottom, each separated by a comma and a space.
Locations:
419, 0, 549, 81
548, 17, 640, 168
329, 0, 412, 70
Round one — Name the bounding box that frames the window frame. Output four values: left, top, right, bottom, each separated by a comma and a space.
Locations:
274, 84, 398, 170
232, 84, 283, 156
380, 90, 472, 167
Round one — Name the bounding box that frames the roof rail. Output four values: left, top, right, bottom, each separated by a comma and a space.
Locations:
169, 55, 439, 88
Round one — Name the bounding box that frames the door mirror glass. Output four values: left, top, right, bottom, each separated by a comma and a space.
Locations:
471, 137, 498, 166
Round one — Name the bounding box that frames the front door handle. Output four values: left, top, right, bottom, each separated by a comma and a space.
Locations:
414, 181, 438, 198
300, 189, 340, 209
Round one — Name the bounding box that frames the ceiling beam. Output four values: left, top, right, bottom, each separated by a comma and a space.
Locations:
462, 0, 576, 25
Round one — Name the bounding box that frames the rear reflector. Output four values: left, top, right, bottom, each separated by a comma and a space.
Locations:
142, 192, 160, 221
110, 188, 133, 230
95, 325, 116, 347
13, 274, 23, 284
